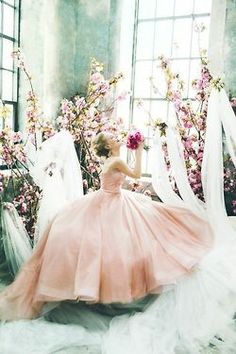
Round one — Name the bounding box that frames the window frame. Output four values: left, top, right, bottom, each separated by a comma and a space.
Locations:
0, 0, 21, 132
129, 0, 212, 176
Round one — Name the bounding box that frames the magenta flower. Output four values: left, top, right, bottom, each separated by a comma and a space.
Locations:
126, 130, 144, 150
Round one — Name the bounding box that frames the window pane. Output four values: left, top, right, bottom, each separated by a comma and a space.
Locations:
194, 0, 212, 14
2, 39, 14, 70
171, 59, 190, 97
191, 17, 211, 57
172, 18, 192, 58
2, 70, 13, 100
146, 138, 154, 174
174, 0, 193, 16
156, 0, 174, 17
142, 140, 154, 174
136, 22, 155, 60
7, 0, 15, 5
190, 99, 202, 113
188, 59, 201, 97
142, 152, 147, 174
131, 0, 212, 174
154, 20, 173, 58
151, 64, 168, 98
5, 104, 14, 128
0, 104, 13, 130
3, 4, 14, 38
138, 0, 156, 19
151, 100, 168, 121
134, 61, 153, 98
132, 99, 151, 136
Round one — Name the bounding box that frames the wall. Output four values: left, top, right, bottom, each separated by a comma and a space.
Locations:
208, 0, 227, 77
18, 0, 124, 129
224, 0, 236, 96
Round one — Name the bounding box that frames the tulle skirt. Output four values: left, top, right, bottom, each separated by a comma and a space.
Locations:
0, 188, 213, 321
1, 190, 236, 353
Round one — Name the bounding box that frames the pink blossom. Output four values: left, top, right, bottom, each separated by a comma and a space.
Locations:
75, 96, 86, 111
184, 139, 193, 149
183, 121, 193, 129
117, 91, 129, 101
90, 72, 104, 84
13, 131, 23, 143
88, 163, 96, 173
197, 151, 203, 160
196, 91, 206, 101
230, 98, 236, 106
20, 202, 27, 213
144, 189, 152, 198
232, 200, 236, 207
83, 179, 88, 189
99, 81, 110, 94
173, 99, 182, 110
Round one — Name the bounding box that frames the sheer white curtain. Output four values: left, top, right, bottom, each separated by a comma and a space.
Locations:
152, 126, 205, 219
201, 88, 236, 241
151, 132, 184, 207
1, 203, 32, 275
152, 87, 236, 240
31, 131, 83, 244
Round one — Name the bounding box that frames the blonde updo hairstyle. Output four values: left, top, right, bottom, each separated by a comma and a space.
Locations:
92, 132, 111, 158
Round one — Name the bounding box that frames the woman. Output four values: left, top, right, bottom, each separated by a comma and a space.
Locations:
0, 132, 213, 321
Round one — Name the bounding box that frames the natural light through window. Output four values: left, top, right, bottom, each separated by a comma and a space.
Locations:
0, 0, 20, 132
130, 0, 212, 175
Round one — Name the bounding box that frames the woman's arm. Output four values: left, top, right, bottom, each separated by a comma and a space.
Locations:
112, 144, 143, 179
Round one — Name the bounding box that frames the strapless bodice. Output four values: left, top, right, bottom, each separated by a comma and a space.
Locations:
100, 169, 125, 193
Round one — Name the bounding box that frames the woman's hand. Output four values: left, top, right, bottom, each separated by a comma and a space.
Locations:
135, 141, 144, 153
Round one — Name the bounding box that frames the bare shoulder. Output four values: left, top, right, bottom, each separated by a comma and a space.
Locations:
103, 157, 135, 177
112, 157, 127, 168
102, 157, 124, 173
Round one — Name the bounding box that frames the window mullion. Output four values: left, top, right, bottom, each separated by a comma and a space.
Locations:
0, 0, 20, 134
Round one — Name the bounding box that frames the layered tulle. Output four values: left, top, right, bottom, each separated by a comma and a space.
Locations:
103, 241, 236, 354
0, 170, 235, 353
34, 190, 212, 304
0, 170, 213, 321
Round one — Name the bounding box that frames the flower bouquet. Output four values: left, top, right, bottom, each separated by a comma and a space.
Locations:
126, 130, 144, 150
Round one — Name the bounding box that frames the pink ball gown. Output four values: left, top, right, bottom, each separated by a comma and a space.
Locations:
0, 169, 213, 321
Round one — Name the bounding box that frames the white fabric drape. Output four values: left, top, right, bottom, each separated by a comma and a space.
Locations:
201, 88, 236, 243
152, 88, 236, 235
201, 88, 232, 243
152, 127, 205, 218
30, 131, 84, 244
166, 127, 205, 217
151, 132, 184, 207
0, 131, 83, 269
1, 203, 32, 275
220, 89, 236, 166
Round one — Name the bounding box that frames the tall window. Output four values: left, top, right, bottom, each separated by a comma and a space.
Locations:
130, 0, 212, 175
0, 0, 20, 131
